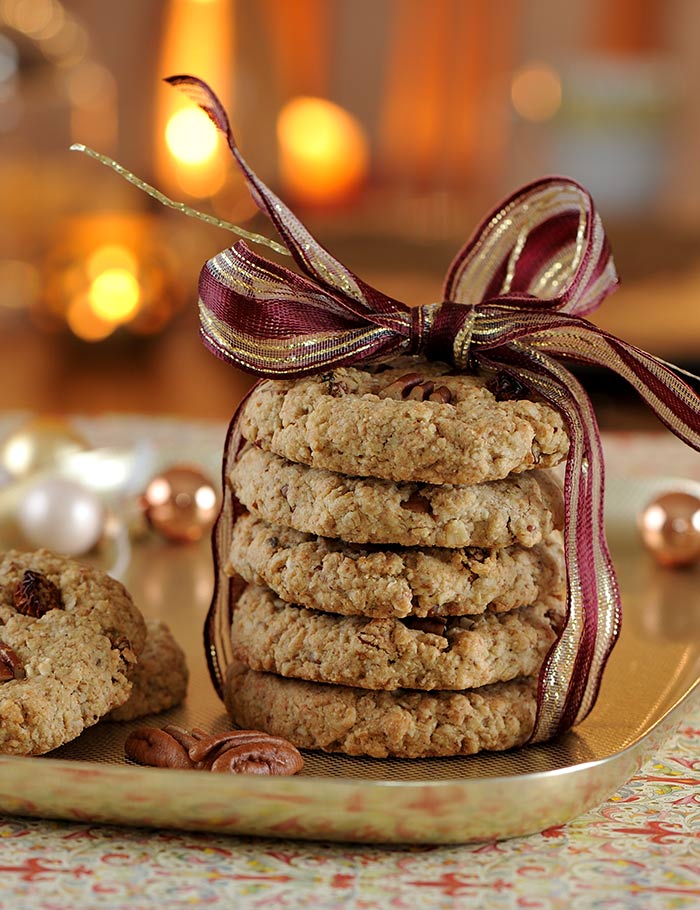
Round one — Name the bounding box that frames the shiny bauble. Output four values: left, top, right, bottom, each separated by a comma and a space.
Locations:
141, 465, 218, 543
17, 477, 105, 556
0, 417, 89, 479
639, 491, 700, 568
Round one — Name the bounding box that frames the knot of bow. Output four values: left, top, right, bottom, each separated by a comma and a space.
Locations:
168, 75, 700, 744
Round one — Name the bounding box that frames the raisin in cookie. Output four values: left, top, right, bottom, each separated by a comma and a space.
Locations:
230, 447, 564, 549
227, 514, 565, 618
224, 660, 537, 758
107, 619, 188, 722
238, 358, 568, 484
232, 583, 563, 691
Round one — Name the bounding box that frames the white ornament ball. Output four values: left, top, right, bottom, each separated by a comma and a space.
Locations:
17, 477, 105, 556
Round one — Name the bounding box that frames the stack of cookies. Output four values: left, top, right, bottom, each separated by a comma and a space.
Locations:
223, 358, 569, 759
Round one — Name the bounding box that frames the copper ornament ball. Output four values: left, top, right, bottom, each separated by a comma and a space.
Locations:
142, 466, 219, 543
639, 491, 700, 568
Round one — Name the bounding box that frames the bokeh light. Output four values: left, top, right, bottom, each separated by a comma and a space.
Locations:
277, 96, 369, 204
511, 62, 562, 123
88, 267, 140, 323
165, 106, 218, 166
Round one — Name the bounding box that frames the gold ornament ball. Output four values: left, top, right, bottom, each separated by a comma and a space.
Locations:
0, 417, 90, 478
142, 465, 219, 543
639, 491, 700, 568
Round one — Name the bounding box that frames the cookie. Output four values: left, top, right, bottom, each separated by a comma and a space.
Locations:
107, 620, 188, 722
238, 358, 568, 484
232, 583, 563, 691
227, 514, 566, 618
0, 550, 147, 657
230, 447, 564, 549
224, 660, 537, 758
0, 548, 148, 754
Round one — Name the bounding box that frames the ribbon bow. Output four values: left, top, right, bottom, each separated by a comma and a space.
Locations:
167, 76, 700, 744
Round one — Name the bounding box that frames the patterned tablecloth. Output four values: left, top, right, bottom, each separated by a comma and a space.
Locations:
1, 420, 700, 910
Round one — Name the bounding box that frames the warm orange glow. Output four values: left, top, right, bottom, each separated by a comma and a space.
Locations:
511, 62, 562, 123
86, 244, 137, 280
155, 0, 233, 199
165, 107, 219, 166
277, 97, 369, 204
67, 294, 115, 342
88, 267, 140, 323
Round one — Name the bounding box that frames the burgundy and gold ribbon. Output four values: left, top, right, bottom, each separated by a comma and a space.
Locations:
166, 76, 700, 744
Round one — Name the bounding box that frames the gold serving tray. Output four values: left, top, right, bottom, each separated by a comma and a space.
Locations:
0, 475, 698, 845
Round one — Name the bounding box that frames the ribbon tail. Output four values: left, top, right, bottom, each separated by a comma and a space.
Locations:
166, 75, 402, 316
530, 325, 700, 452
481, 345, 622, 740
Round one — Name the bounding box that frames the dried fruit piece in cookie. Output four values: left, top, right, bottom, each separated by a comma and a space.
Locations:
14, 570, 63, 617
238, 358, 569, 484
227, 514, 566, 618
230, 447, 564, 549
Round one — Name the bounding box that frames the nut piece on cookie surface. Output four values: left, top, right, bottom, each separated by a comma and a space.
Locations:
0, 640, 24, 681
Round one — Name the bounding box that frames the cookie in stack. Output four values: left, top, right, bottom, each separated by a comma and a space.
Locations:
222, 358, 568, 759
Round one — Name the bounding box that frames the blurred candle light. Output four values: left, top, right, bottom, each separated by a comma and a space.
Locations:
165, 107, 219, 166
511, 62, 562, 123
88, 266, 140, 324
155, 0, 233, 199
43, 214, 184, 342
277, 97, 369, 205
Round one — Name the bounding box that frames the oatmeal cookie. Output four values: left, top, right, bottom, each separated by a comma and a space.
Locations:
0, 550, 147, 656
231, 583, 563, 691
0, 548, 148, 754
107, 619, 188, 721
227, 514, 565, 618
238, 359, 568, 484
230, 447, 564, 549
224, 660, 538, 758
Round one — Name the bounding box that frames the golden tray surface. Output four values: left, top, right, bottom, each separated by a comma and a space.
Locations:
0, 474, 698, 844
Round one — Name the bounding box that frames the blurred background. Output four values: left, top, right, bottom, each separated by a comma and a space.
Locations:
1, 0, 699, 427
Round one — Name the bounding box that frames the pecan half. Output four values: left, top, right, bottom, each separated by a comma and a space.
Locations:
377, 372, 424, 399
189, 730, 305, 775
0, 640, 25, 681
13, 570, 63, 618
124, 725, 304, 775
487, 371, 529, 402
428, 385, 453, 403
379, 373, 453, 403
124, 726, 196, 770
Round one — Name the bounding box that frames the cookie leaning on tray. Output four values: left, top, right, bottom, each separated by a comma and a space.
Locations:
223, 357, 568, 757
